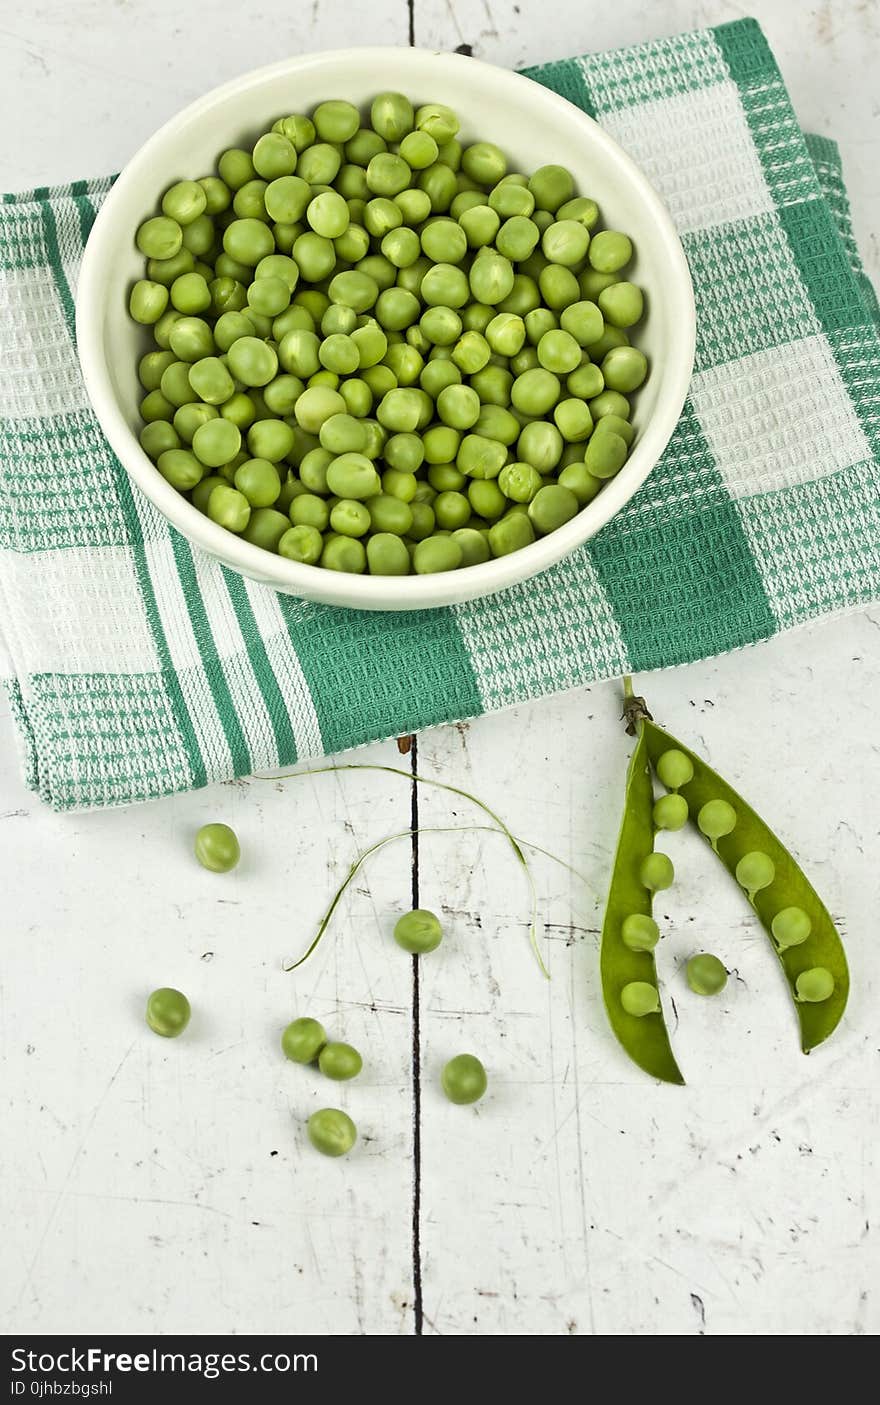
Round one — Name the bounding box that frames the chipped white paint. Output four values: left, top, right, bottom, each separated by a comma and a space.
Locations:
1, 0, 878, 1338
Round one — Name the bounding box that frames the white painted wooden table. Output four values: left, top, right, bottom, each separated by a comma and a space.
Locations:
1, 0, 878, 1338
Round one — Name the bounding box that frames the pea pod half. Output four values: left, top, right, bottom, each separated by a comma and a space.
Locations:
599, 726, 684, 1085
643, 719, 849, 1054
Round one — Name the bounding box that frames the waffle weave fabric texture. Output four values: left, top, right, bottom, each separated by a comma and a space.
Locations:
0, 18, 878, 810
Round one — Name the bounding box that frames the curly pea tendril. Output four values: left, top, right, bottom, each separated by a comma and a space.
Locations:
601, 677, 849, 1084
255, 762, 592, 976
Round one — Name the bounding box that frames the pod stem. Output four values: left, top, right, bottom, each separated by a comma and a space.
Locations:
621, 674, 653, 736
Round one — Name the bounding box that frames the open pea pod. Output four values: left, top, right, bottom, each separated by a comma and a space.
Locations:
600, 726, 684, 1084
643, 719, 849, 1053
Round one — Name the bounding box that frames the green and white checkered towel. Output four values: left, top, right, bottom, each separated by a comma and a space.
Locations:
1, 18, 878, 810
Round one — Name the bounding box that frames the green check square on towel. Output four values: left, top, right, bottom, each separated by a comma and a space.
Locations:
1, 18, 878, 810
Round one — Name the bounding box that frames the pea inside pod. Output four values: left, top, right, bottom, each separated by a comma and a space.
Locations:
599, 726, 683, 1085
643, 719, 849, 1054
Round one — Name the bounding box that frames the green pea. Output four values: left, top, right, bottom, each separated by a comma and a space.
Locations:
146, 987, 191, 1038
146, 249, 195, 287
393, 908, 443, 953
191, 475, 224, 513
595, 414, 636, 447
384, 135, 429, 180
168, 316, 215, 363
136, 215, 183, 260
470, 364, 512, 407
290, 494, 331, 531
330, 498, 370, 538
192, 418, 241, 469
559, 299, 604, 347
375, 287, 421, 331
467, 480, 506, 520
602, 345, 648, 393
140, 420, 180, 460
795, 968, 835, 1003
207, 483, 251, 532
413, 535, 463, 574
243, 507, 291, 551
234, 457, 281, 508
485, 176, 531, 216
771, 907, 812, 951
653, 794, 689, 831
598, 281, 644, 329
366, 532, 411, 575
263, 374, 304, 417
528, 164, 574, 213
281, 1016, 326, 1063
222, 217, 274, 266
129, 279, 169, 325
498, 462, 542, 503
156, 448, 202, 491
584, 430, 628, 480
511, 368, 560, 416
441, 1053, 487, 1105
420, 262, 470, 309
653, 750, 692, 792
567, 362, 604, 400
527, 484, 578, 535
686, 954, 728, 996
366, 151, 411, 198
321, 536, 366, 573
371, 92, 415, 142
318, 1041, 363, 1080
525, 318, 559, 362
537, 329, 581, 374
736, 851, 776, 900
294, 386, 348, 435
198, 175, 231, 215
307, 1108, 357, 1158
227, 336, 278, 388
185, 357, 232, 406
552, 398, 593, 443
538, 263, 580, 311
297, 143, 342, 185
542, 218, 590, 267
621, 914, 660, 953
557, 462, 602, 506
456, 433, 506, 480
194, 821, 240, 872
311, 98, 359, 143
173, 404, 217, 445
488, 512, 535, 557
697, 799, 737, 843
275, 115, 316, 151
459, 140, 506, 186
452, 527, 491, 567
279, 524, 323, 564
325, 452, 381, 500
639, 852, 674, 892
469, 250, 515, 306
219, 392, 257, 430
620, 982, 661, 1017
395, 187, 432, 225
589, 230, 633, 273
428, 465, 465, 493
218, 148, 256, 190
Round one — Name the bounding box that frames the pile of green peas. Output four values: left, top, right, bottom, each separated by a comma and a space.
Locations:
130, 92, 648, 576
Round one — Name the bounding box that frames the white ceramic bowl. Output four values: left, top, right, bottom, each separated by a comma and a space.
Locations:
77, 47, 694, 611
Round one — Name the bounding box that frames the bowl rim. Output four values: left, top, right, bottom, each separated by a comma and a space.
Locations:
76, 45, 695, 610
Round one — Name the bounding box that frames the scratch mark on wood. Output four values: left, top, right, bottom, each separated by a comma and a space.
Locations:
410, 733, 423, 1336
